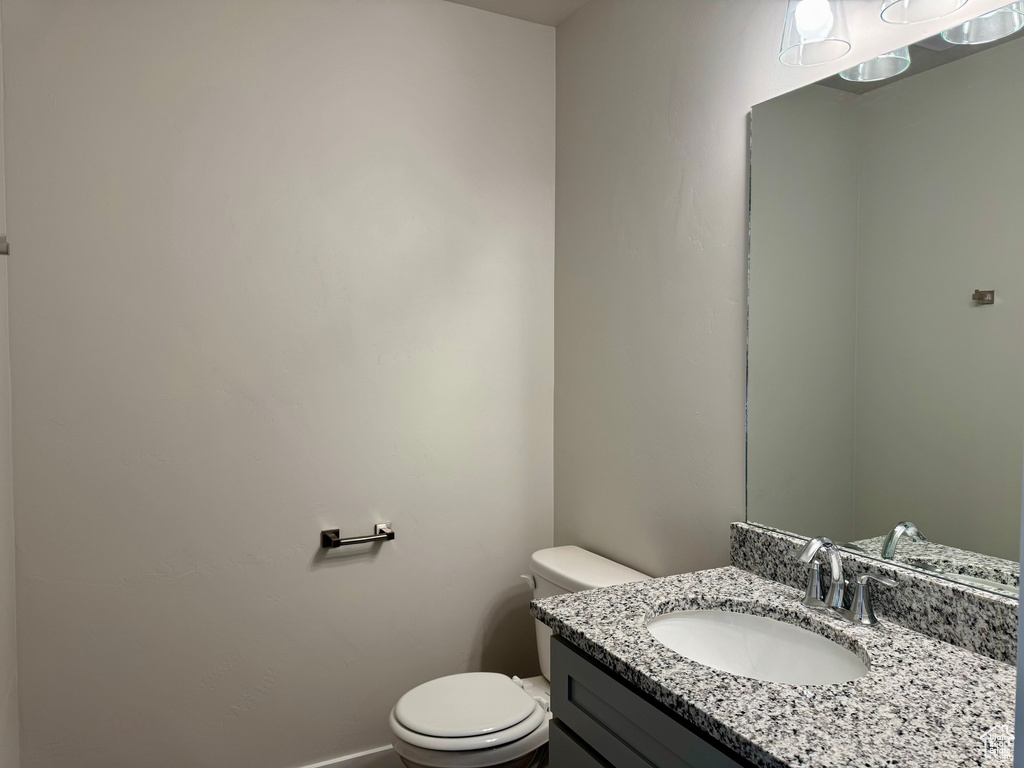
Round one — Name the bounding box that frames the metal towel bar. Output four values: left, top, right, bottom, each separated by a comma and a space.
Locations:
320, 523, 394, 549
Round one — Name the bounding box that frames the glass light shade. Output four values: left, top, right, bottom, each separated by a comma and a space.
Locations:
941, 2, 1024, 43
881, 0, 968, 24
780, 0, 852, 66
839, 47, 912, 81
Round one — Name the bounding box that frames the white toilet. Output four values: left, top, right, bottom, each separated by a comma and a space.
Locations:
389, 546, 649, 768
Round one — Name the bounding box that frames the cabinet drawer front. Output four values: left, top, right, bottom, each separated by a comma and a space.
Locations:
550, 637, 749, 768
550, 718, 613, 768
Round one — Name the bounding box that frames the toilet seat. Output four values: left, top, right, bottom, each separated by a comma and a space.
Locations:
390, 711, 549, 768
392, 673, 545, 751
390, 705, 545, 751
395, 673, 539, 739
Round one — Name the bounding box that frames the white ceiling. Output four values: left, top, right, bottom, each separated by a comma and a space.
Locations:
445, 0, 591, 27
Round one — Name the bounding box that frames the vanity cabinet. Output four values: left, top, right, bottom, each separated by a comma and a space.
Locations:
549, 637, 754, 768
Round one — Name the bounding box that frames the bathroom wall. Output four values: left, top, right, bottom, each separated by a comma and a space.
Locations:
0, 11, 19, 767
0, 248, 16, 768
552, 0, 1010, 577
853, 38, 1024, 560
2, 1, 553, 767
747, 86, 860, 545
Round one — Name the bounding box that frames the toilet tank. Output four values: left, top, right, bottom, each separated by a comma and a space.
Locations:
529, 546, 649, 680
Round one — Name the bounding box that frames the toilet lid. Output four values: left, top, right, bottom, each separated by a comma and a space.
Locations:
394, 673, 538, 739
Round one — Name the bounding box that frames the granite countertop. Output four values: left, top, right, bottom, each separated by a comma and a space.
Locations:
531, 566, 1015, 768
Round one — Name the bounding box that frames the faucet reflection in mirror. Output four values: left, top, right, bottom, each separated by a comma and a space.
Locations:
881, 521, 927, 560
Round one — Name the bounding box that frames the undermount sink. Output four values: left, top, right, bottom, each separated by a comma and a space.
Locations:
647, 610, 868, 686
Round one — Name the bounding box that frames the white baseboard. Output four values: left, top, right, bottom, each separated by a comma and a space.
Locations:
297, 744, 401, 768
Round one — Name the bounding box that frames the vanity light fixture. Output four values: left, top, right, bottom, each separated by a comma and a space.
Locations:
881, 0, 969, 24
839, 46, 912, 81
941, 2, 1024, 44
780, 0, 852, 66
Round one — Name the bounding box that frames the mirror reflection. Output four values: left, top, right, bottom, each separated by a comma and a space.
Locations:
747, 32, 1024, 597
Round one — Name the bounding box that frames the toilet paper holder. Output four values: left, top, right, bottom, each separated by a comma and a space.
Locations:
321, 522, 395, 549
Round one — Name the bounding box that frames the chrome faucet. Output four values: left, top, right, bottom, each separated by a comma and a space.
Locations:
881, 521, 926, 560
795, 536, 898, 626
795, 537, 845, 611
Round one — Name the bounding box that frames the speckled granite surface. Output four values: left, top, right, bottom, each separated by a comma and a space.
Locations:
732, 522, 1018, 664
531, 566, 1015, 768
852, 535, 1019, 590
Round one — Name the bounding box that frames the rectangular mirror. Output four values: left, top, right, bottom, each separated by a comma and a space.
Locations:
747, 29, 1024, 598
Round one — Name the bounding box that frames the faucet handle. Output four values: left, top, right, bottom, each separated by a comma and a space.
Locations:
838, 572, 897, 626
855, 572, 897, 588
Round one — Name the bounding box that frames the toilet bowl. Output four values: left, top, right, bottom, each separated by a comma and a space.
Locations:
389, 547, 648, 768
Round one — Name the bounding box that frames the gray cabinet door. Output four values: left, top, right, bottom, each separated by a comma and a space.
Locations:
549, 636, 753, 768
550, 718, 613, 768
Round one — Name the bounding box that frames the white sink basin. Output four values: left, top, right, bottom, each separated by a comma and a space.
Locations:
647, 610, 868, 686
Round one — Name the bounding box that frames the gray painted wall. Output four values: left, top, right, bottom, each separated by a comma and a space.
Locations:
0, 12, 19, 765
0, 258, 17, 767
2, 1, 554, 766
